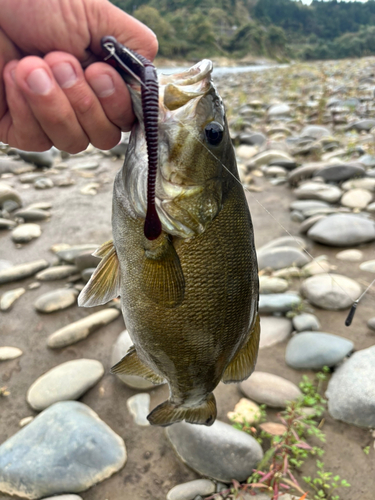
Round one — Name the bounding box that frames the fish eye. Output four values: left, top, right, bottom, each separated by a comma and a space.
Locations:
204, 121, 224, 146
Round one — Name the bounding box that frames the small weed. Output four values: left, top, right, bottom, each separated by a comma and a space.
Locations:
363, 446, 370, 456
304, 460, 351, 500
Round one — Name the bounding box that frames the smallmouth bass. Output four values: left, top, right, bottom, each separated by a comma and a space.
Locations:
79, 44, 260, 426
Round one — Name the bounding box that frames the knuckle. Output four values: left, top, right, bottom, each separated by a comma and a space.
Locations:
73, 92, 96, 117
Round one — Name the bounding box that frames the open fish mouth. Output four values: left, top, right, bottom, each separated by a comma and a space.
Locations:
159, 60, 214, 112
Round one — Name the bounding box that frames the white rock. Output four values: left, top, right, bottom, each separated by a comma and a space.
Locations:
301, 273, 361, 310
0, 347, 23, 361
12, 223, 41, 243
0, 287, 25, 311
341, 188, 372, 209
359, 260, 375, 273
127, 393, 150, 426
336, 249, 363, 261
259, 316, 292, 349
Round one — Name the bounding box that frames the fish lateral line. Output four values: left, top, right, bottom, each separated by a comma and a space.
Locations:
101, 35, 162, 240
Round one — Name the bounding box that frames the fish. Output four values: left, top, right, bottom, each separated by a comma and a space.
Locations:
79, 43, 260, 427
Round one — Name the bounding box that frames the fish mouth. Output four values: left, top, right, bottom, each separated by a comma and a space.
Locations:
159, 60, 213, 112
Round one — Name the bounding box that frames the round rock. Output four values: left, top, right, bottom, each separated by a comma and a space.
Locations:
167, 479, 215, 500
336, 249, 363, 261
301, 273, 361, 310
367, 317, 375, 331
292, 313, 320, 332
15, 209, 50, 221
36, 265, 79, 281
326, 346, 375, 427
27, 359, 104, 410
307, 214, 375, 246
0, 259, 48, 284
126, 393, 150, 426
314, 163, 365, 182
166, 420, 263, 482
0, 287, 26, 311
0, 347, 23, 361
0, 401, 126, 499
34, 288, 78, 313
259, 316, 292, 349
240, 372, 302, 407
258, 247, 309, 271
359, 260, 375, 273
285, 332, 353, 370
259, 293, 301, 313
341, 188, 372, 209
259, 276, 288, 294
12, 223, 41, 243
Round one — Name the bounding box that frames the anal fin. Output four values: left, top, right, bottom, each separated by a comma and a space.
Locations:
78, 240, 120, 307
111, 347, 164, 385
142, 233, 185, 308
222, 314, 260, 384
147, 393, 217, 427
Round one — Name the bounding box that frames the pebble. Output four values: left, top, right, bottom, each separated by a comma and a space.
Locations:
341, 188, 373, 209
366, 201, 375, 212
47, 308, 120, 348
315, 163, 365, 182
80, 182, 100, 195
12, 223, 41, 243
0, 401, 126, 499
81, 267, 95, 283
290, 200, 330, 214
268, 103, 291, 116
259, 422, 287, 436
301, 273, 361, 310
326, 346, 375, 427
227, 398, 261, 425
336, 249, 363, 261
71, 160, 99, 170
257, 246, 309, 271
259, 293, 301, 313
239, 132, 266, 146
240, 372, 302, 407
301, 125, 331, 139
0, 259, 49, 284
249, 150, 293, 167
290, 210, 304, 222
359, 260, 375, 273
308, 213, 375, 246
166, 480, 216, 500
42, 496, 83, 500
0, 347, 23, 361
34, 177, 54, 189
301, 257, 331, 276
34, 288, 78, 313
259, 316, 292, 349
27, 359, 104, 410
15, 208, 51, 221
285, 332, 354, 370
56, 244, 99, 263
111, 330, 156, 389
294, 182, 342, 203
27, 201, 52, 211
259, 276, 288, 294
299, 215, 326, 233
36, 265, 79, 280
166, 419, 263, 482
0, 287, 26, 311
0, 217, 16, 229
12, 148, 56, 167
0, 182, 22, 208
367, 317, 375, 331
292, 313, 320, 332
258, 235, 306, 252
74, 252, 100, 271
341, 177, 375, 192
126, 393, 150, 426
19, 417, 34, 427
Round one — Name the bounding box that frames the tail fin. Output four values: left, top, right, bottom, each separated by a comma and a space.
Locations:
147, 393, 217, 427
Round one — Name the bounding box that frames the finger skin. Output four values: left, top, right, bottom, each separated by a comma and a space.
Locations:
45, 52, 122, 150
14, 56, 90, 153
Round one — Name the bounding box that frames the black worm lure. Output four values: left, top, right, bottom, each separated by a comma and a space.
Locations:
101, 36, 162, 241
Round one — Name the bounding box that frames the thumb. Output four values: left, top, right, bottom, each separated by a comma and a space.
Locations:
86, 0, 158, 61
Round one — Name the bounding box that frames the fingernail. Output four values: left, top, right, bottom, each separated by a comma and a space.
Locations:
52, 62, 77, 89
90, 74, 115, 98
26, 68, 52, 95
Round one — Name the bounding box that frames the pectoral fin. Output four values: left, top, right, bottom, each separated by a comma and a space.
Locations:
147, 393, 217, 427
222, 314, 260, 384
111, 347, 164, 385
142, 233, 185, 308
78, 240, 121, 307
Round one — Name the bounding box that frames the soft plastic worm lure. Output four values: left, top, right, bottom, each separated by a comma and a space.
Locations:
101, 36, 162, 241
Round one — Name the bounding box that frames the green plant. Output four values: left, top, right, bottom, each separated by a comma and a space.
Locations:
363, 446, 370, 456
304, 460, 351, 500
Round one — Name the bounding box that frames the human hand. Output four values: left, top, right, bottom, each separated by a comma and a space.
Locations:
0, 0, 158, 153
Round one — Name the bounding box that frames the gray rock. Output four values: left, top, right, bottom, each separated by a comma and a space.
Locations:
12, 223, 41, 243
56, 244, 99, 263
0, 287, 26, 311
0, 217, 16, 229
81, 268, 95, 283
292, 313, 320, 332
47, 308, 120, 348
42, 496, 83, 500
326, 346, 375, 427
127, 393, 150, 426
259, 276, 288, 294
285, 332, 353, 370
167, 479, 216, 500
74, 252, 100, 271
258, 246, 309, 271
301, 125, 331, 139
341, 188, 372, 209
166, 420, 263, 482
290, 199, 330, 214
27, 359, 104, 410
367, 317, 375, 331
268, 103, 291, 116
336, 249, 363, 261
71, 161, 99, 171
34, 288, 78, 313
240, 372, 302, 407
359, 260, 375, 273
259, 293, 301, 313
0, 182, 22, 208
27, 201, 52, 211
269, 159, 297, 170
301, 273, 361, 310
308, 214, 375, 246
19, 172, 45, 184
15, 208, 51, 221
0, 259, 49, 284
265, 165, 288, 178
34, 177, 54, 189
259, 316, 292, 349
12, 148, 56, 167
0, 347, 23, 361
299, 214, 326, 234
258, 236, 306, 253
288, 163, 324, 186
0, 401, 126, 499
36, 265, 79, 281
347, 119, 375, 132
111, 330, 155, 389
314, 163, 365, 183
248, 150, 293, 167
294, 182, 342, 203
239, 132, 266, 146
109, 142, 128, 157
0, 159, 34, 175
366, 202, 375, 212
358, 154, 375, 168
